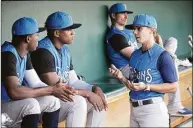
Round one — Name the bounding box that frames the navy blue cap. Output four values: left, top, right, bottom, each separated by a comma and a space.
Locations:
109, 3, 133, 14
12, 17, 44, 35
45, 11, 82, 30
125, 14, 157, 29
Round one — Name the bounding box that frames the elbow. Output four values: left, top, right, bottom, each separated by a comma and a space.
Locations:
9, 91, 20, 100
170, 82, 178, 93
8, 89, 23, 100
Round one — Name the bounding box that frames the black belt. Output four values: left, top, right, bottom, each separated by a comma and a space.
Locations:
131, 99, 153, 107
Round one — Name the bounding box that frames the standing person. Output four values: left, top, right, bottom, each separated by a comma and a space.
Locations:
109, 14, 178, 127
31, 11, 107, 127
1, 17, 63, 128
164, 37, 192, 115
106, 3, 189, 119
106, 3, 138, 79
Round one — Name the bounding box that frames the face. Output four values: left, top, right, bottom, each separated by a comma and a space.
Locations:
27, 33, 39, 51
58, 29, 75, 44
133, 26, 154, 44
113, 12, 128, 26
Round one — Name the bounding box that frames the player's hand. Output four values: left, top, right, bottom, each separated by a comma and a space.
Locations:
109, 64, 124, 80
129, 81, 146, 91
87, 92, 105, 112
92, 85, 108, 111
52, 79, 77, 102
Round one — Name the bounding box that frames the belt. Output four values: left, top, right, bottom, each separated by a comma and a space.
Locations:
131, 99, 153, 107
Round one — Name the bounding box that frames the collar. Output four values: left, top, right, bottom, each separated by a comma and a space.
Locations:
140, 43, 157, 60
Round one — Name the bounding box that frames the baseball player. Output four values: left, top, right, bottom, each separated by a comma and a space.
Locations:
106, 3, 138, 79
1, 17, 62, 128
31, 11, 107, 127
164, 37, 192, 115
109, 14, 178, 127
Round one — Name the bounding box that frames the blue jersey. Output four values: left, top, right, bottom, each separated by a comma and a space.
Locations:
1, 42, 27, 101
129, 43, 165, 100
106, 26, 138, 69
38, 37, 71, 81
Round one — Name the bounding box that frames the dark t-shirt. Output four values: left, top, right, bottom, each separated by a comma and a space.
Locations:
1, 52, 33, 80
31, 48, 73, 75
108, 34, 131, 52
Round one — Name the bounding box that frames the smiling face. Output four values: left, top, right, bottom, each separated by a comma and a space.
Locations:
112, 12, 128, 26
133, 26, 155, 44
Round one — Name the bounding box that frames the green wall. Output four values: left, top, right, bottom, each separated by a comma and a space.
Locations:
1, 1, 192, 81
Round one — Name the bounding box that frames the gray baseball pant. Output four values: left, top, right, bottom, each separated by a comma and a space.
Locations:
59, 95, 106, 127
1, 96, 60, 127
130, 97, 169, 127
167, 85, 184, 114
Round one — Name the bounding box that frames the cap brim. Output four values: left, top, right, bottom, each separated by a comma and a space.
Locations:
125, 11, 133, 14
64, 23, 82, 30
125, 24, 134, 30
109, 11, 133, 14
38, 27, 46, 33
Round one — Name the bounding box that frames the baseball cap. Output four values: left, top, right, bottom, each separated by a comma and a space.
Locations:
45, 11, 82, 30
109, 3, 133, 14
12, 17, 45, 35
125, 14, 157, 29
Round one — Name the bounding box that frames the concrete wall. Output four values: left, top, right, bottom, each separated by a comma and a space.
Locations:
1, 1, 192, 81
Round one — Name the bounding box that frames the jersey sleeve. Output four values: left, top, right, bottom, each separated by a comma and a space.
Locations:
157, 51, 178, 83
1, 52, 18, 79
108, 34, 131, 52
31, 48, 56, 75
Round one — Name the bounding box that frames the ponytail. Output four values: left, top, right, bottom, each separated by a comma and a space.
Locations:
154, 32, 163, 47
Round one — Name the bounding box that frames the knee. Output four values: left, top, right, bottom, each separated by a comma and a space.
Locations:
99, 109, 106, 117
23, 98, 41, 117
95, 109, 106, 117
41, 96, 60, 112
72, 95, 87, 112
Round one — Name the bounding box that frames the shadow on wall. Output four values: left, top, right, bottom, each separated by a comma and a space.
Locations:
103, 5, 112, 68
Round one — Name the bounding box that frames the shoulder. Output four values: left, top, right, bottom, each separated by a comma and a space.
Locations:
158, 51, 174, 68
2, 51, 17, 62
159, 51, 172, 60
32, 48, 53, 57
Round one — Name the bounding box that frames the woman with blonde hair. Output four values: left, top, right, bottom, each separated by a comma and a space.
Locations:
109, 14, 178, 127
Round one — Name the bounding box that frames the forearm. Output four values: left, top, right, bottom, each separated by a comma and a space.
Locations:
119, 76, 130, 88
9, 86, 54, 100
70, 80, 93, 91
77, 89, 92, 98
148, 82, 178, 93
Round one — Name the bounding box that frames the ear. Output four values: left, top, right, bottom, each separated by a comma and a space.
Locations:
54, 30, 60, 37
111, 13, 116, 19
26, 35, 31, 43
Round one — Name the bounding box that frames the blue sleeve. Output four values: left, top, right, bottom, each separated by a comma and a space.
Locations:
157, 51, 178, 83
